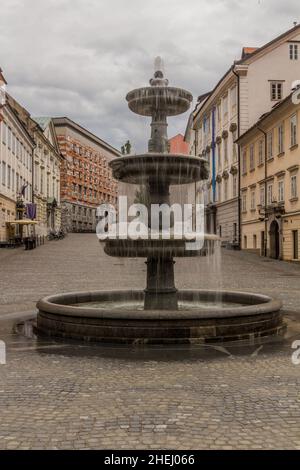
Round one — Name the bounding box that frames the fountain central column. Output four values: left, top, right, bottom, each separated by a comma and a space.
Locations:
144, 180, 178, 310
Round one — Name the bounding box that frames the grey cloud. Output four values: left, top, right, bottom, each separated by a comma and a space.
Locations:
0, 0, 299, 152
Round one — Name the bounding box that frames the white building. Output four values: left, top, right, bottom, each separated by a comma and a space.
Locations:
0, 90, 35, 241
190, 23, 300, 247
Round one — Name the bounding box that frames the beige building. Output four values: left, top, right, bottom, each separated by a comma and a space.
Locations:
190, 23, 300, 248
237, 91, 300, 261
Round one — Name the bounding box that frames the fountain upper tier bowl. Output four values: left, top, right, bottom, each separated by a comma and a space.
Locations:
110, 153, 209, 185
126, 87, 193, 116
104, 235, 218, 258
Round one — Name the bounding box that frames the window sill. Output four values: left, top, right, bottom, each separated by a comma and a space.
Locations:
250, 209, 256, 213
290, 144, 298, 151
242, 172, 247, 176
250, 168, 255, 173
289, 197, 298, 203
242, 210, 247, 214
277, 152, 285, 158
257, 162, 264, 168
267, 157, 274, 163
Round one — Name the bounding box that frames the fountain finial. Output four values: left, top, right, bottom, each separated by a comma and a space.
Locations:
150, 56, 169, 87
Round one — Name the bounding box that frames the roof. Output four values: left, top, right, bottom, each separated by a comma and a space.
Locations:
52, 116, 120, 156
235, 22, 300, 64
33, 116, 51, 131
193, 23, 300, 121
4, 102, 35, 147
241, 47, 258, 59
0, 67, 7, 85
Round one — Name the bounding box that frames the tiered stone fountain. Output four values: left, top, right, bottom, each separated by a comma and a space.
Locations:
37, 59, 285, 344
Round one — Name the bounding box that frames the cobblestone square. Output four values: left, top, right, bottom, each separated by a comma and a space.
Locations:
0, 234, 300, 449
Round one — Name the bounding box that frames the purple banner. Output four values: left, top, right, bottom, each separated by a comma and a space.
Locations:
26, 203, 37, 220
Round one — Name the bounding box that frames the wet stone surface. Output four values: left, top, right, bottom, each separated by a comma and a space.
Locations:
0, 234, 300, 449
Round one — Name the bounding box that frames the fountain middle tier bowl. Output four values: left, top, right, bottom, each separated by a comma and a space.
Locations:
110, 153, 209, 185
37, 290, 285, 344
126, 86, 193, 116
103, 234, 218, 258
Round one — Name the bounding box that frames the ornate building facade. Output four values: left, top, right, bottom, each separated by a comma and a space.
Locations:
32, 118, 62, 235
52, 117, 119, 233
190, 24, 300, 248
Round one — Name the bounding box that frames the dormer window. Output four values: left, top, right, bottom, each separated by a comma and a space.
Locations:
270, 81, 283, 101
289, 43, 298, 60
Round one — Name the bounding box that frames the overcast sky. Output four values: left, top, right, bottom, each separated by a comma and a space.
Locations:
0, 0, 299, 152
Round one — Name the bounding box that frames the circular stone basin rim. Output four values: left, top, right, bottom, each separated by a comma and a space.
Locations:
37, 290, 282, 320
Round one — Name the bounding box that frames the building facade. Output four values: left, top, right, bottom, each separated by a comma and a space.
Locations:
168, 133, 189, 155
6, 94, 62, 237
238, 92, 300, 261
32, 118, 62, 235
53, 117, 119, 233
0, 102, 35, 241
190, 24, 300, 247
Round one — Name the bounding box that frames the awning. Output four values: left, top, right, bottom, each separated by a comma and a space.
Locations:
6, 219, 38, 225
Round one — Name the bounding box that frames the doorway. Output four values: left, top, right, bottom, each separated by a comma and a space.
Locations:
270, 220, 280, 259
293, 230, 299, 260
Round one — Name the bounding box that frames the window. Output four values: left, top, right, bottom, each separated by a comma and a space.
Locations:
249, 144, 255, 170
12, 169, 15, 191
250, 190, 255, 210
267, 131, 273, 159
278, 123, 285, 154
278, 180, 284, 202
217, 102, 221, 123
224, 138, 228, 163
223, 94, 228, 120
217, 181, 222, 202
270, 82, 283, 101
12, 135, 15, 154
258, 139, 264, 165
290, 43, 298, 60
233, 174, 237, 197
242, 193, 247, 212
8, 127, 11, 150
7, 165, 11, 188
16, 173, 19, 192
242, 149, 247, 174
253, 234, 257, 249
260, 184, 265, 205
290, 114, 297, 147
224, 179, 228, 200
231, 86, 237, 109
2, 122, 6, 145
232, 131, 237, 162
291, 175, 297, 199
1, 161, 6, 185
217, 143, 221, 168
267, 183, 273, 205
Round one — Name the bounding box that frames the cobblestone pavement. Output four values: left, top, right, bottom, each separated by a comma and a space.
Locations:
0, 234, 300, 449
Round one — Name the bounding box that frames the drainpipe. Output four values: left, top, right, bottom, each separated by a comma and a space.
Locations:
212, 107, 216, 202
257, 127, 268, 257
31, 147, 35, 204
232, 67, 241, 249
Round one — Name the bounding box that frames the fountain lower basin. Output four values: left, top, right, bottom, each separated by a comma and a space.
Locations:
37, 290, 285, 344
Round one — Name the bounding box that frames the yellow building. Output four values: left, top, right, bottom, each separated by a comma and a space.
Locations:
237, 90, 300, 261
